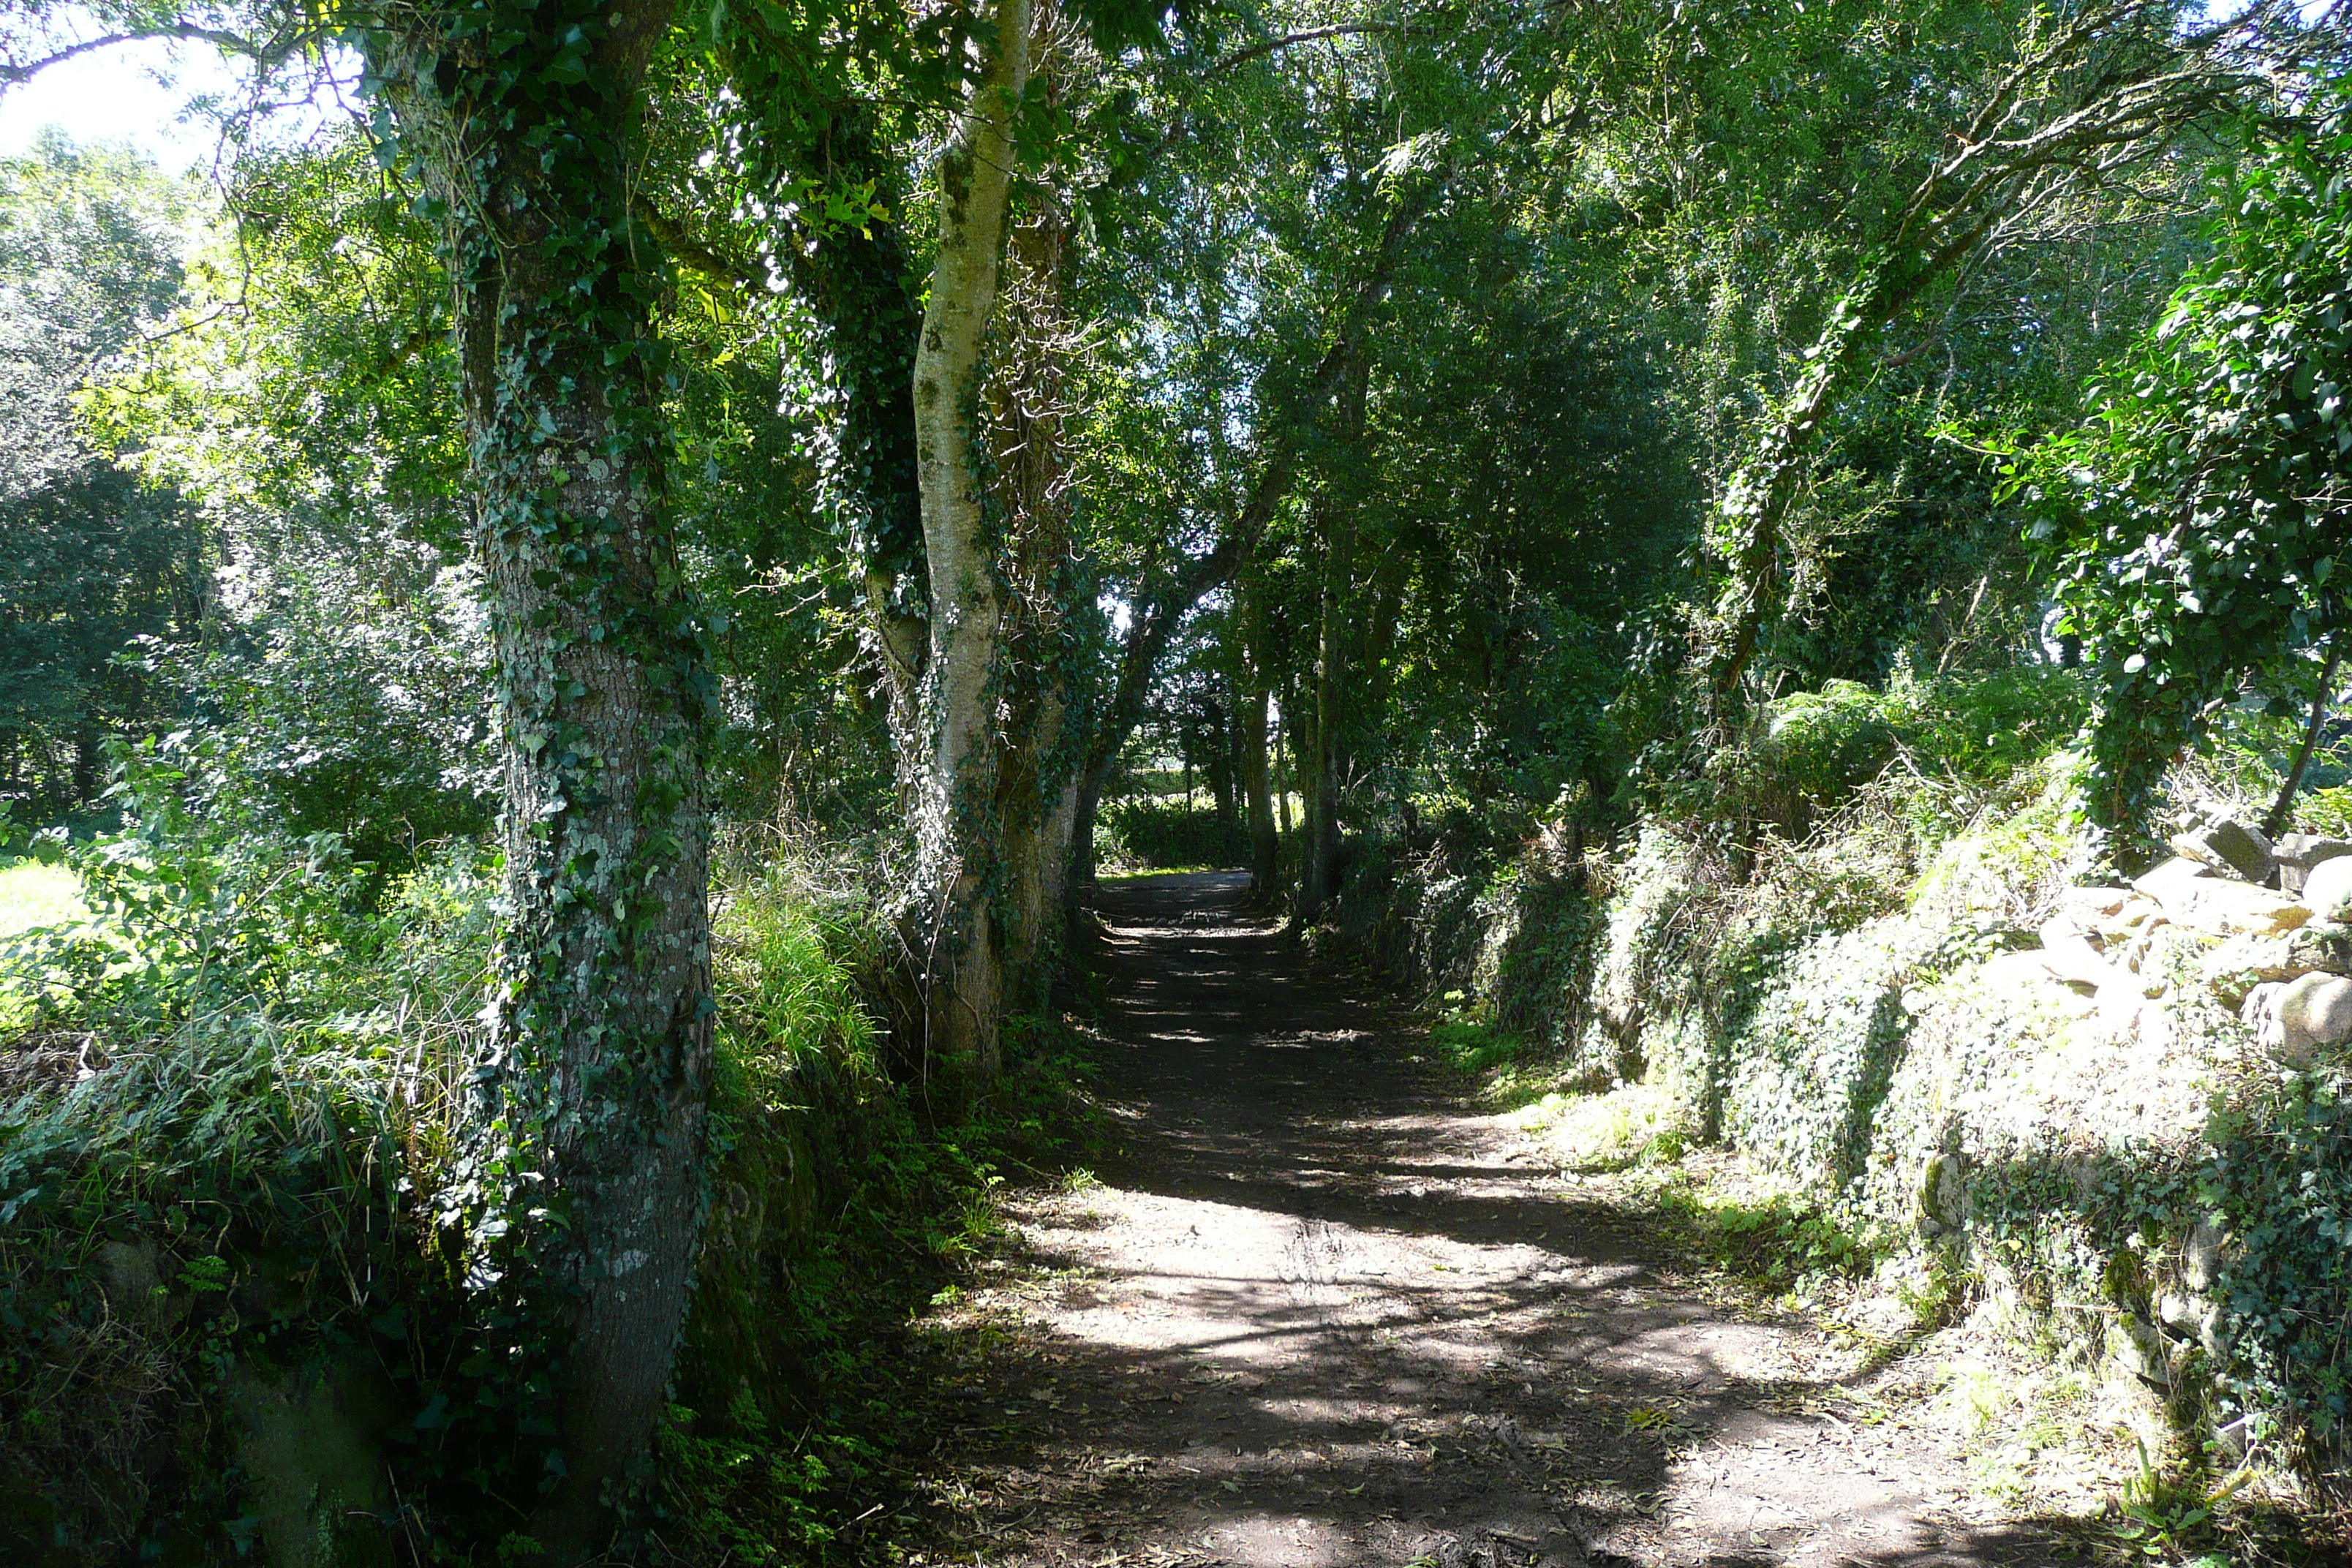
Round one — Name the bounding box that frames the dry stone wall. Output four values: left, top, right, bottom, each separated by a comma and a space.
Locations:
1333, 799, 2352, 1493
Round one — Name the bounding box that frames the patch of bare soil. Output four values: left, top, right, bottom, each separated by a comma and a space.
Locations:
899, 874, 2074, 1568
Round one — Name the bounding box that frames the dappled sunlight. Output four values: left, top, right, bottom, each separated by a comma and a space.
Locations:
900, 875, 2076, 1568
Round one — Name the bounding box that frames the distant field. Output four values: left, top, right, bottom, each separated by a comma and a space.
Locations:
0, 861, 89, 938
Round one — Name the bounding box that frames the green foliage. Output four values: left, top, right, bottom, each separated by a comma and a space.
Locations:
1096, 797, 1247, 871
2111, 1436, 2242, 1560
86, 131, 463, 556
1678, 1189, 1879, 1290
1726, 916, 1921, 1191
1692, 663, 2092, 846
0, 757, 1090, 1558
1429, 1005, 1523, 1077
0, 756, 494, 1561
2010, 83, 2352, 839
151, 565, 496, 872
0, 132, 201, 819
653, 854, 1097, 1561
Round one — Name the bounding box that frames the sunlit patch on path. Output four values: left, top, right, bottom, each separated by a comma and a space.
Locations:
903, 873, 2069, 1568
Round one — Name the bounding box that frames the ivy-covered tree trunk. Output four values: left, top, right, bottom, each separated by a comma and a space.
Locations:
772, 105, 929, 791
906, 0, 1033, 1079
359, 1, 713, 1556
1691, 4, 2269, 735
987, 175, 1086, 984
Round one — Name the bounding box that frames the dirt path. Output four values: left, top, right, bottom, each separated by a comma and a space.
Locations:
902, 874, 2066, 1568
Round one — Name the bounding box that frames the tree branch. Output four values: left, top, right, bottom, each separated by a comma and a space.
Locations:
0, 23, 286, 89
1211, 23, 1393, 73
631, 198, 768, 290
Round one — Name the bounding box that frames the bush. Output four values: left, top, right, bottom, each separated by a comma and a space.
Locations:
1692, 661, 2092, 848
0, 750, 494, 1562
1096, 797, 1247, 870
142, 551, 498, 875
0, 772, 1077, 1561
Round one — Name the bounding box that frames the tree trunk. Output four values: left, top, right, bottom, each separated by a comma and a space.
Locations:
1240, 682, 1278, 900
1294, 495, 1356, 930
1274, 700, 1294, 841
1058, 167, 1445, 906
69, 735, 97, 808
1207, 731, 1236, 837
905, 0, 1033, 1082
978, 64, 1085, 1002
1066, 749, 1110, 897
1298, 533, 1349, 924
780, 110, 929, 797
2266, 647, 2344, 838
363, 3, 712, 1558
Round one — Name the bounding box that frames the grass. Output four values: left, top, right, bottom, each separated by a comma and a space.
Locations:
1511, 1080, 1689, 1170
1095, 865, 1240, 881
1422, 1001, 1572, 1111
0, 859, 88, 938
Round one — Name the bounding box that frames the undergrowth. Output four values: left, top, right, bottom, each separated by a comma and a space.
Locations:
1095, 798, 1247, 871
0, 753, 1094, 1564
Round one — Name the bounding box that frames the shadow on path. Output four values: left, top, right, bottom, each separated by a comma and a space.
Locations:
899, 874, 2073, 1568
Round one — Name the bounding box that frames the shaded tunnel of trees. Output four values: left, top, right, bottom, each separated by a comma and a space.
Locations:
1, 0, 2350, 1561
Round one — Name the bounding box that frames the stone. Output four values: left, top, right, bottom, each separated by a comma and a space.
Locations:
93, 1239, 161, 1312
230, 1354, 399, 1568
1917, 1150, 1968, 1239
2097, 975, 2163, 1041
2092, 895, 2165, 943
2169, 815, 2276, 883
2155, 1291, 2223, 1358
2249, 970, 2352, 1064
2132, 854, 2217, 905
2111, 1311, 2191, 1391
2287, 922, 2352, 973
2201, 925, 2352, 1003
2055, 884, 2133, 923
2183, 1218, 2225, 1293
2171, 878, 2311, 938
2130, 921, 2217, 988
2035, 918, 2114, 987
2271, 833, 2352, 895
1977, 949, 2097, 1014
2300, 854, 2352, 921
2135, 856, 2312, 936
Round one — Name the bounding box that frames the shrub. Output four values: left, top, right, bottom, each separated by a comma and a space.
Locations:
1096, 797, 1248, 870
0, 771, 1068, 1561
0, 751, 494, 1562
1695, 661, 2092, 848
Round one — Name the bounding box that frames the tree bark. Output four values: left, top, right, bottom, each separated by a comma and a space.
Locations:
905, 0, 1033, 1080
1240, 681, 1278, 900
361, 2, 711, 1558
780, 110, 929, 793
1274, 695, 1294, 841
1297, 508, 1354, 924
1209, 685, 1239, 835
2266, 646, 2343, 838
987, 165, 1085, 990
